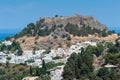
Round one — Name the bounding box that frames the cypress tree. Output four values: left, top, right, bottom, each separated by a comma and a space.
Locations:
30, 66, 33, 75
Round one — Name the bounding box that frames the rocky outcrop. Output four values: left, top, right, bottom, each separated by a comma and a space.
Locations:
36, 14, 107, 30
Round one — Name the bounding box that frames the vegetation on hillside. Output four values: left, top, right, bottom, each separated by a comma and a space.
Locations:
0, 40, 23, 55
14, 23, 56, 38
0, 63, 29, 80
104, 37, 120, 65
0, 59, 64, 80
14, 21, 114, 39
86, 43, 104, 57
65, 23, 114, 37
62, 48, 94, 80
62, 38, 120, 80
28, 60, 64, 80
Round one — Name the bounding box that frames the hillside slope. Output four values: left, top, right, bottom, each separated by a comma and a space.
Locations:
13, 14, 116, 50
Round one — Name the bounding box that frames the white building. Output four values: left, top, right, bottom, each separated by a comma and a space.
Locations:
83, 41, 97, 46
0, 52, 7, 59
2, 40, 12, 46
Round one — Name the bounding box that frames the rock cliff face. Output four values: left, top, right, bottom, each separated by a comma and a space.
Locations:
14, 14, 115, 50
36, 14, 107, 30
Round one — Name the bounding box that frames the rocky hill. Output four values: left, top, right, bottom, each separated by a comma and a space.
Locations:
37, 14, 107, 30
13, 14, 116, 50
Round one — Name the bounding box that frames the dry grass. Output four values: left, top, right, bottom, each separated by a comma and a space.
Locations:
16, 34, 119, 50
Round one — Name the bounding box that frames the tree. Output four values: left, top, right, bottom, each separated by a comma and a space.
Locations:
116, 38, 120, 46
43, 49, 51, 54
104, 53, 120, 65
64, 23, 111, 37
33, 47, 36, 55
38, 60, 47, 75
62, 48, 94, 80
42, 60, 46, 69
55, 15, 58, 17
11, 40, 23, 55
106, 42, 114, 49
0, 44, 6, 51
6, 56, 11, 68
62, 53, 77, 79
36, 67, 41, 76
6, 56, 11, 61
62, 64, 74, 80
96, 44, 104, 56
5, 37, 11, 40
0, 69, 5, 75
97, 67, 119, 80
86, 44, 104, 57
67, 36, 71, 41
17, 48, 23, 56
107, 38, 120, 54
97, 67, 109, 78
29, 66, 33, 75
77, 48, 94, 78
6, 61, 9, 68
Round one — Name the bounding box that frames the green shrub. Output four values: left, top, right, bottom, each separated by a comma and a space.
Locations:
0, 69, 5, 75
52, 56, 61, 60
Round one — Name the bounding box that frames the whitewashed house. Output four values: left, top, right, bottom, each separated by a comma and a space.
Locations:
0, 52, 7, 59
2, 40, 12, 46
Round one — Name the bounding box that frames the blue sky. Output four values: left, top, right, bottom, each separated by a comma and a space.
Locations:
0, 0, 120, 33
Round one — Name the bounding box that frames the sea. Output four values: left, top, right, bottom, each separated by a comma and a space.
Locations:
0, 33, 15, 40
0, 29, 21, 40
